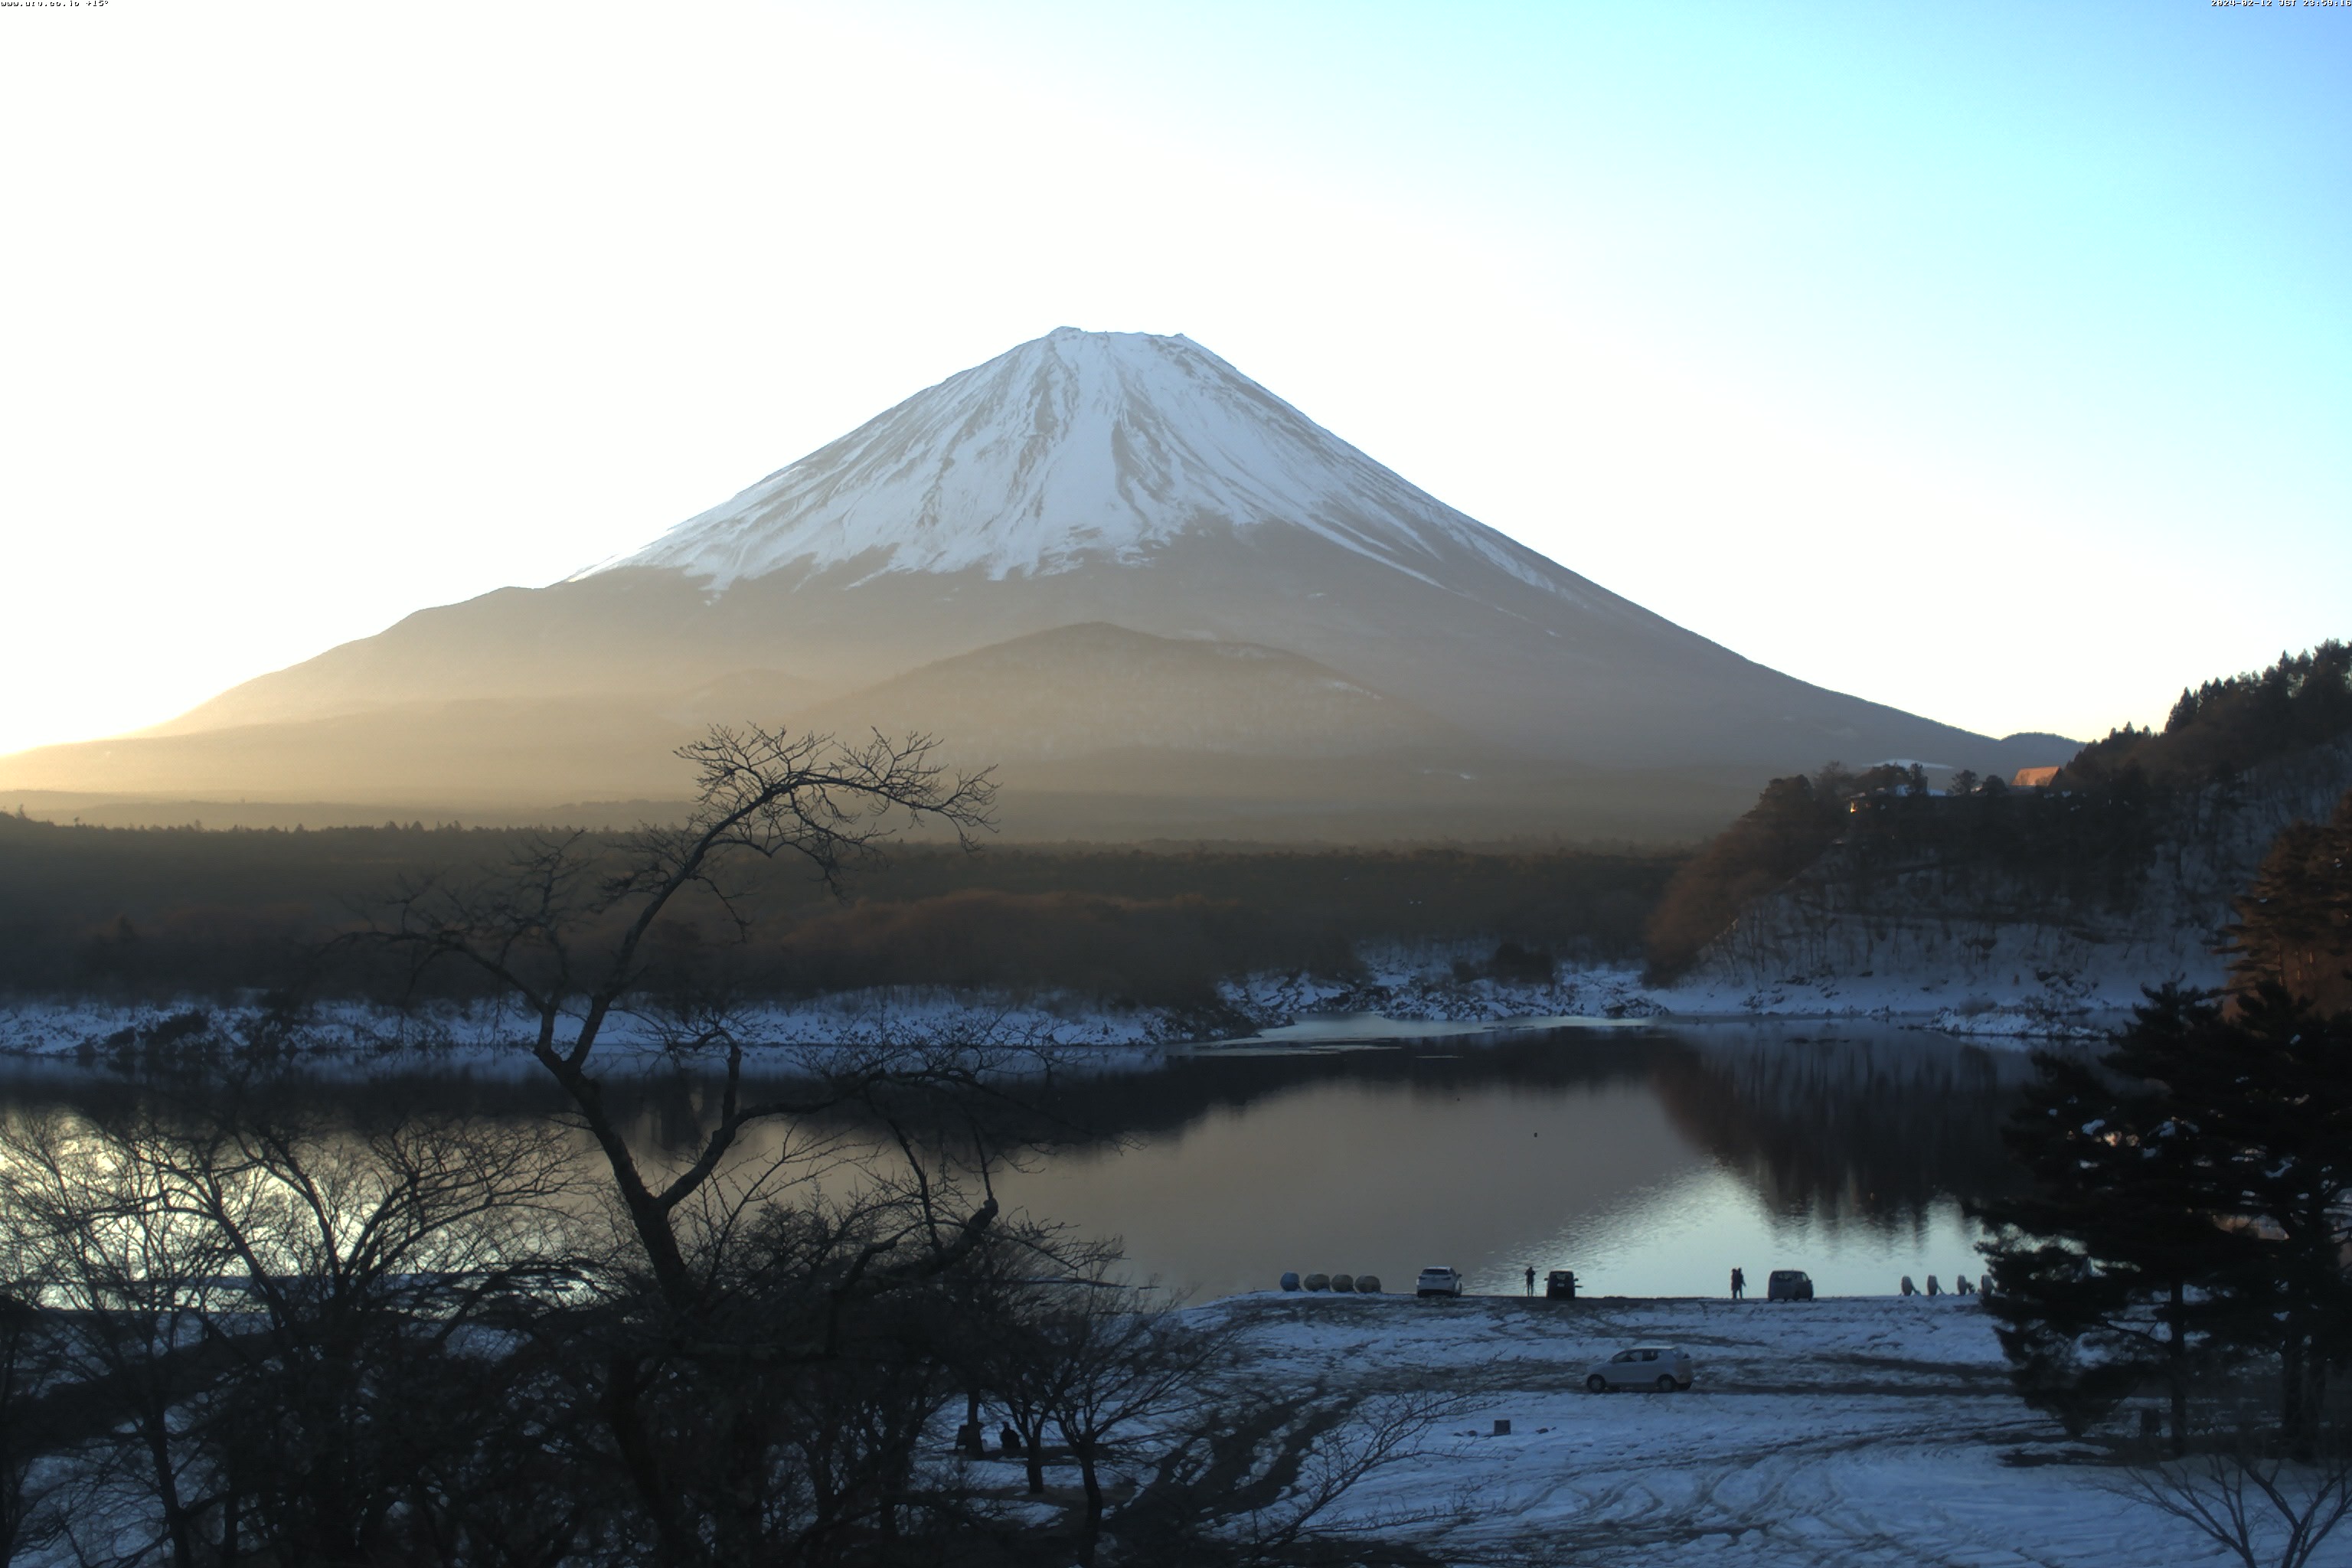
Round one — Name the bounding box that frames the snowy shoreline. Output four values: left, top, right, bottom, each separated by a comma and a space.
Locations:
0, 952, 2152, 1073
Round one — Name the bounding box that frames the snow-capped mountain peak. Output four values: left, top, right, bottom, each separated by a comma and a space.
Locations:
584, 328, 1566, 596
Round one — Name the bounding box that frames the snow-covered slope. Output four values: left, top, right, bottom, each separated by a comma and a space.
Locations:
588, 327, 1574, 604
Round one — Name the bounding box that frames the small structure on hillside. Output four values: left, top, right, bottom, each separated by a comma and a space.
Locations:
2011, 766, 2063, 789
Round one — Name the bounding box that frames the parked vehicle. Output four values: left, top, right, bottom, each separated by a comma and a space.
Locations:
1583, 1346, 1694, 1392
1415, 1266, 1464, 1298
1545, 1269, 1578, 1300
1766, 1269, 1815, 1302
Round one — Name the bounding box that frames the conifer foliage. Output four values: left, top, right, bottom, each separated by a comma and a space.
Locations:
2228, 788, 2352, 1016
1976, 983, 2352, 1455
2066, 641, 2352, 792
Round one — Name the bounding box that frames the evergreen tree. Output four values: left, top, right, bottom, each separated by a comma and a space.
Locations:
1975, 987, 2256, 1452
2135, 983, 2352, 1454
1980, 984, 2352, 1455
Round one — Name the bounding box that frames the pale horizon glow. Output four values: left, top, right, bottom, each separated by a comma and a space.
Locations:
1, 1, 2345, 761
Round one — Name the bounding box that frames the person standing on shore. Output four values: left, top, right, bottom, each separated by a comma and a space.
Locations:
1524, 1265, 1536, 1297
1730, 1267, 1745, 1301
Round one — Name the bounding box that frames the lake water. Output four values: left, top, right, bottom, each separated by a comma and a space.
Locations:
0, 1020, 2045, 1302
990, 1021, 2035, 1301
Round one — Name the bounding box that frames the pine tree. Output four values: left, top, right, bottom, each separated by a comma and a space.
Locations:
2135, 983, 2352, 1455
1981, 983, 2352, 1455
1975, 987, 2256, 1452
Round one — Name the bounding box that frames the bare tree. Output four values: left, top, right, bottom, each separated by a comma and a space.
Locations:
0, 1105, 243, 1568
0, 1272, 64, 1568
357, 725, 1185, 1566
0, 1096, 584, 1568
2112, 1427, 2352, 1568
1225, 1387, 1474, 1561
972, 1234, 1108, 1500
371, 724, 998, 1309
1112, 1381, 1475, 1567
1034, 1282, 1234, 1564
164, 1100, 580, 1565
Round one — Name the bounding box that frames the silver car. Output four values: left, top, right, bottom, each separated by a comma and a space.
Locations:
1584, 1345, 1694, 1392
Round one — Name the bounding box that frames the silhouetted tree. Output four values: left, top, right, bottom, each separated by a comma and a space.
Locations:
1036, 1284, 1233, 1566
370, 724, 998, 1308
0, 1279, 63, 1567
0, 1096, 582, 1568
2114, 1418, 2352, 1568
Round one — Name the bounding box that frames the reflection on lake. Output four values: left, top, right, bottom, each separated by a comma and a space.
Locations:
0, 1021, 2046, 1302
994, 1022, 2037, 1300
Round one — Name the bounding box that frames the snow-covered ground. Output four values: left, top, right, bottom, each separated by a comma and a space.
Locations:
1158, 1291, 2333, 1566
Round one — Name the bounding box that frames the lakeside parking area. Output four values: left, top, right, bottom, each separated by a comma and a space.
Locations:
1191, 1292, 2278, 1566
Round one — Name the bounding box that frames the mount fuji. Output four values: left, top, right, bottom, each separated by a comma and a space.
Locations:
2, 328, 2067, 838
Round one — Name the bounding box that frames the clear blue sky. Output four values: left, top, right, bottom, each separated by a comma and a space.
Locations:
0, 0, 2344, 753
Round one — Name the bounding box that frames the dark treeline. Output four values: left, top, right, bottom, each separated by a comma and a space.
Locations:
1643, 642, 2352, 979
2065, 639, 2352, 793
0, 812, 1677, 1006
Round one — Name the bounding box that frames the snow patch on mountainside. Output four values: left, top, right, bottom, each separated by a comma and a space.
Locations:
582, 328, 1583, 602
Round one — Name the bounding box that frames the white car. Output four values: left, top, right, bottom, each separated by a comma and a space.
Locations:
1415, 1266, 1464, 1298
1584, 1345, 1694, 1392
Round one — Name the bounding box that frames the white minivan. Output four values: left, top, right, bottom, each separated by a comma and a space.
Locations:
1414, 1266, 1464, 1298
